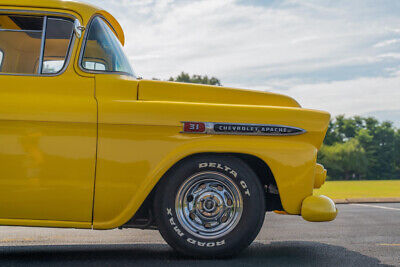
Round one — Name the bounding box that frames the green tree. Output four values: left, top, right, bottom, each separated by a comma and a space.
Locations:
324, 120, 342, 145
370, 121, 396, 179
168, 72, 222, 86
325, 115, 365, 144
394, 129, 400, 177
318, 139, 368, 180
321, 115, 399, 180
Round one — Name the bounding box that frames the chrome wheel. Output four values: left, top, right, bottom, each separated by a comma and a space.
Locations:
175, 171, 243, 239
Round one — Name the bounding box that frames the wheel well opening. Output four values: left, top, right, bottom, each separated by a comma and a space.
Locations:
232, 153, 283, 212
121, 152, 283, 229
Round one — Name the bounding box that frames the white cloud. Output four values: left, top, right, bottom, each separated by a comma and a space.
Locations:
377, 53, 400, 60
284, 73, 400, 116
374, 39, 400, 48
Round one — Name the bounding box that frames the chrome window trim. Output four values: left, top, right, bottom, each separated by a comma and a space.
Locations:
0, 9, 78, 77
37, 16, 47, 74
0, 48, 3, 71
0, 29, 42, 33
78, 15, 136, 78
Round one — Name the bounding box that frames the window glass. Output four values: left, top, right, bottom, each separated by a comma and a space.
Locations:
83, 61, 106, 71
0, 15, 43, 31
0, 15, 43, 74
82, 17, 134, 75
42, 60, 65, 73
42, 18, 73, 74
0, 15, 73, 75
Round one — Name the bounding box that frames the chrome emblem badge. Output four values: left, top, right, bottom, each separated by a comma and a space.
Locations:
182, 122, 306, 136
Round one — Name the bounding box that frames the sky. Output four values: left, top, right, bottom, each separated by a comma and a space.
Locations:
81, 0, 400, 126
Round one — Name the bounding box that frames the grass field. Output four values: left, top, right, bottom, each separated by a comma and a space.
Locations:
314, 180, 400, 200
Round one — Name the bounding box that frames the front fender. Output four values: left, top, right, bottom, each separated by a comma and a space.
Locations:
93, 126, 317, 229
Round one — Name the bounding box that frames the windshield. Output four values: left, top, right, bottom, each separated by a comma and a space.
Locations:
82, 17, 134, 76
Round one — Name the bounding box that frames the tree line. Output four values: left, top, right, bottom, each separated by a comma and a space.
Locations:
319, 115, 400, 180
154, 72, 222, 86
165, 73, 399, 180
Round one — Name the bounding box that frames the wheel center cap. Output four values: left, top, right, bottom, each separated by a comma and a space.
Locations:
204, 199, 216, 211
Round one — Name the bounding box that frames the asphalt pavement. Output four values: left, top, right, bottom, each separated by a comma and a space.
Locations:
0, 203, 399, 266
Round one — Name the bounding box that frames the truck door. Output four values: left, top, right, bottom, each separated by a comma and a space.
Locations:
0, 13, 97, 223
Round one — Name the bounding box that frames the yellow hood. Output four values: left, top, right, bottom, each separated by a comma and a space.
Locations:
138, 80, 301, 108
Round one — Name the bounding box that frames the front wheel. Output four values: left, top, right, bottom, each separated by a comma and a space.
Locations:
153, 155, 266, 257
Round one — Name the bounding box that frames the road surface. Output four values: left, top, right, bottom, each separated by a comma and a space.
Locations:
0, 203, 399, 266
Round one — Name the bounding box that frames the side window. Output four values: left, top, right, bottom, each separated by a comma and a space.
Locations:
0, 14, 73, 75
0, 15, 43, 74
81, 17, 134, 75
42, 18, 74, 74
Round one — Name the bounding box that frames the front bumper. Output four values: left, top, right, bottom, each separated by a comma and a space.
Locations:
301, 195, 338, 222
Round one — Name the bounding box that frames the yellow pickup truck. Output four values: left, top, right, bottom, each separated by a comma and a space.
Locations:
0, 0, 337, 257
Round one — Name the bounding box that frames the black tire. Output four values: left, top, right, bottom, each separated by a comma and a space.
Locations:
153, 155, 265, 257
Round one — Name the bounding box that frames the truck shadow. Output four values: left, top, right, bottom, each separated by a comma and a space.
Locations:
0, 241, 389, 266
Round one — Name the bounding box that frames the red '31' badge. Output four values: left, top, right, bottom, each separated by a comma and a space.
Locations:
183, 122, 206, 133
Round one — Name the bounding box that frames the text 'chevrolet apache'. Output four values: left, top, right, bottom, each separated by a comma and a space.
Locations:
0, 0, 337, 257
